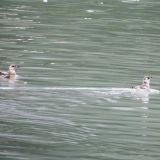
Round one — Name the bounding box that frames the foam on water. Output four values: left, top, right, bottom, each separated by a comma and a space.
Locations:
110, 88, 159, 95
122, 0, 140, 3
0, 86, 159, 99
0, 86, 159, 92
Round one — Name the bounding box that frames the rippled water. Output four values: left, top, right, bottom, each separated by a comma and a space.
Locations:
1, 0, 160, 159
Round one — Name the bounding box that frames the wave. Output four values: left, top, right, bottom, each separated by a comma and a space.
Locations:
0, 86, 159, 93
0, 87, 159, 103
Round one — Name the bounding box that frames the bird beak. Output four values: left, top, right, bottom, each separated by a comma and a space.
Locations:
16, 65, 20, 68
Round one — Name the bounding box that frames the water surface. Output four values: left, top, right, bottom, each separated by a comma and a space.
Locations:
0, 0, 160, 160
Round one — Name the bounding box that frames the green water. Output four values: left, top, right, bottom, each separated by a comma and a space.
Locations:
0, 0, 160, 160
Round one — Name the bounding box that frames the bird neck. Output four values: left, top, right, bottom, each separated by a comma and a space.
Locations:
8, 69, 16, 75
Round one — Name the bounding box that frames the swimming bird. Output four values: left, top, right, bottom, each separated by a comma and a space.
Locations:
0, 64, 19, 79
133, 76, 152, 90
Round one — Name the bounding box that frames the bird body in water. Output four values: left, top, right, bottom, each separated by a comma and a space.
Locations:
0, 64, 19, 79
133, 76, 152, 90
